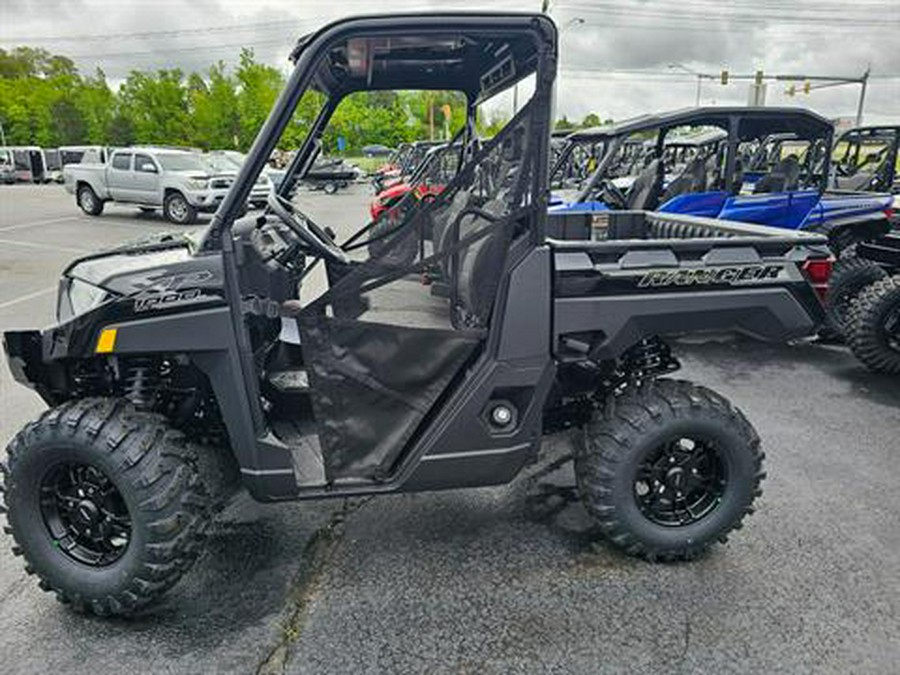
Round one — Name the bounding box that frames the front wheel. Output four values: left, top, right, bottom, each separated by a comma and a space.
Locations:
575, 379, 764, 561
163, 192, 197, 225
1, 399, 214, 616
77, 185, 103, 216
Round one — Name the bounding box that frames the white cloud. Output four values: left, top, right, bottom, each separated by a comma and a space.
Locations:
1, 0, 897, 123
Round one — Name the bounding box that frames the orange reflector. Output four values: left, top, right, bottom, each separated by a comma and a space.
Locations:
95, 328, 117, 354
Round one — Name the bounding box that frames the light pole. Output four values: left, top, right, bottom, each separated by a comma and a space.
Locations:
777, 69, 870, 126
515, 12, 584, 115
668, 63, 713, 107
0, 119, 6, 148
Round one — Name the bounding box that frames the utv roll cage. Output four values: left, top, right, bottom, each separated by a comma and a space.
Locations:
188, 13, 556, 497
831, 125, 900, 193
573, 107, 834, 205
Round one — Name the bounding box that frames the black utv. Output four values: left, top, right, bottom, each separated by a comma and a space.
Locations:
2, 13, 831, 617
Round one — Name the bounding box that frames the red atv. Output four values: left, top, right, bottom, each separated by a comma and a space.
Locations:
369, 142, 462, 221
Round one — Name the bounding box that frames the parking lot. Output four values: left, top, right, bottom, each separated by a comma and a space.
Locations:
0, 183, 898, 674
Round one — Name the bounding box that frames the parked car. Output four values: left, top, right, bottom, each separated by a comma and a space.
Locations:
2, 146, 48, 183
44, 149, 64, 183
361, 143, 393, 157
59, 145, 113, 166
0, 148, 15, 184
204, 150, 273, 208
63, 147, 270, 224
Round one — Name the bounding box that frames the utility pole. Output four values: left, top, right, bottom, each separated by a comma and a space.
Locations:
778, 70, 870, 126
668, 63, 714, 106
0, 119, 6, 147
856, 69, 869, 126
747, 70, 767, 106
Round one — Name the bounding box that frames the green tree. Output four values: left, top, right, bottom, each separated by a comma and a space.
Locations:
189, 62, 241, 149
235, 49, 284, 149
554, 115, 575, 131
118, 69, 190, 145
581, 113, 602, 128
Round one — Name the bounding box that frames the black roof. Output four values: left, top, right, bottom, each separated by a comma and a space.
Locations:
291, 13, 555, 100
570, 107, 833, 142
837, 125, 900, 138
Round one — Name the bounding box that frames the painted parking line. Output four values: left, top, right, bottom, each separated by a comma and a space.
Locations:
0, 214, 170, 234
0, 285, 56, 311
0, 238, 89, 254
0, 215, 81, 233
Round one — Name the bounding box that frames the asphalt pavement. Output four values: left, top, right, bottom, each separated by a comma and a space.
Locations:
0, 183, 897, 674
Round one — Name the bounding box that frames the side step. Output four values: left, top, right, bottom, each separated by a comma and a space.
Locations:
271, 418, 326, 487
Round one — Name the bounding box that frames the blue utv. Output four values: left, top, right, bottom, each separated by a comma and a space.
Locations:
549, 107, 894, 254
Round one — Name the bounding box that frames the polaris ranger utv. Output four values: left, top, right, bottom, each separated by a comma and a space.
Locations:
1, 13, 831, 617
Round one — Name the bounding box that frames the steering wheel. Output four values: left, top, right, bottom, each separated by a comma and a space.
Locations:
598, 179, 628, 209
266, 191, 349, 266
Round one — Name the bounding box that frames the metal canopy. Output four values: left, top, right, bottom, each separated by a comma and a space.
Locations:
569, 107, 833, 143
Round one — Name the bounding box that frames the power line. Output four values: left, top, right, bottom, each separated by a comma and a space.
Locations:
556, 1, 898, 29
0, 18, 323, 43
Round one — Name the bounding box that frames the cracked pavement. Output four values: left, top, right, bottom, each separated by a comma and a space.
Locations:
1, 184, 898, 674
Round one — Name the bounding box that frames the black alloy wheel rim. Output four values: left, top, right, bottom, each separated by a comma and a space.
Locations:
634, 437, 727, 527
39, 461, 132, 566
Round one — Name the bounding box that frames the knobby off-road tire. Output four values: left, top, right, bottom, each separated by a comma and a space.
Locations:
824, 256, 887, 335
846, 275, 900, 374
77, 184, 104, 216
575, 379, 764, 561
0, 398, 218, 617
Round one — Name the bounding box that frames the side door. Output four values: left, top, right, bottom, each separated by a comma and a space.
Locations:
132, 153, 162, 205
106, 151, 133, 201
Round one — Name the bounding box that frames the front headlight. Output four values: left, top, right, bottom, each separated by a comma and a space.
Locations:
57, 278, 111, 322
185, 178, 209, 190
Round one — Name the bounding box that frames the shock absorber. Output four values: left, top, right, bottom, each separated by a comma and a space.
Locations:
622, 337, 680, 380
123, 357, 159, 410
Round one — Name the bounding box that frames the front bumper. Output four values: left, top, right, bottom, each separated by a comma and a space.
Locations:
2, 330, 61, 403
185, 188, 229, 211
185, 184, 270, 211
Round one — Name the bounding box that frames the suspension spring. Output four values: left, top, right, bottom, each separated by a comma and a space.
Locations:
123, 358, 159, 409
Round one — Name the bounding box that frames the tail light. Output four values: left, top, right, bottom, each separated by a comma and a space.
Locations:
801, 257, 834, 302
884, 206, 896, 222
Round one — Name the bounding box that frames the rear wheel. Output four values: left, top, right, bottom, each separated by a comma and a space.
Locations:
163, 192, 197, 225
846, 275, 900, 374
575, 379, 764, 561
77, 185, 103, 216
825, 256, 887, 335
1, 399, 216, 616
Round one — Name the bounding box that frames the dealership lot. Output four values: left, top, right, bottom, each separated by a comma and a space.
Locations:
0, 184, 898, 674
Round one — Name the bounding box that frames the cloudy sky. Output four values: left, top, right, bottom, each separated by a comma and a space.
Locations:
2, 0, 898, 124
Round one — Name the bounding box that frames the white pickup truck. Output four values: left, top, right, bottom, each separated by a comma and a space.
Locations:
64, 147, 270, 224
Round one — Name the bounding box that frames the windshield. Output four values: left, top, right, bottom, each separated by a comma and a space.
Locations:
156, 153, 208, 172
203, 154, 242, 173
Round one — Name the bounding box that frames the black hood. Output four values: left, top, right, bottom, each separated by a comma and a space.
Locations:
64, 232, 200, 294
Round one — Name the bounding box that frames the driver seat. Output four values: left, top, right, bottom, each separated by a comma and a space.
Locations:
626, 159, 661, 210
660, 156, 707, 204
